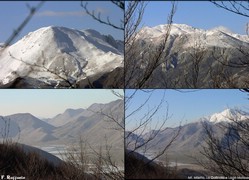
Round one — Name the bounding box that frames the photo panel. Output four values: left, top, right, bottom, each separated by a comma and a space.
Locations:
124, 1, 249, 88
0, 89, 124, 179
125, 89, 249, 179
1, 0, 249, 180
0, 1, 124, 88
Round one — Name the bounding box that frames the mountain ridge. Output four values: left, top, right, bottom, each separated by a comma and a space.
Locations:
129, 23, 249, 88
127, 108, 249, 155
0, 26, 123, 87
140, 24, 249, 44
0, 99, 124, 146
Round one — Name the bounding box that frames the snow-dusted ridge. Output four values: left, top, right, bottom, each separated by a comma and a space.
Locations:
197, 109, 249, 124
138, 23, 249, 48
208, 109, 249, 124
0, 26, 123, 86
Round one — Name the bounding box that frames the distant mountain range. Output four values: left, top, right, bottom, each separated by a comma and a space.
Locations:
126, 108, 249, 157
0, 26, 124, 88
127, 24, 249, 88
139, 24, 248, 48
0, 99, 124, 147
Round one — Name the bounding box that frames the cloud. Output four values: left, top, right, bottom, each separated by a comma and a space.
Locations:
36, 10, 86, 17
95, 7, 108, 14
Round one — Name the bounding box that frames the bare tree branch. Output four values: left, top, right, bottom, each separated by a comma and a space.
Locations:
211, 1, 249, 17
80, 1, 124, 30
1, 1, 44, 54
125, 1, 177, 88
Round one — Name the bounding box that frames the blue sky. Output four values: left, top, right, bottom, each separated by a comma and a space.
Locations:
0, 89, 123, 118
142, 1, 248, 34
0, 1, 123, 43
125, 89, 249, 130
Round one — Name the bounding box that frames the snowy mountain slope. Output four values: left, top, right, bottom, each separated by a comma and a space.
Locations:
129, 24, 249, 88
0, 26, 123, 87
208, 109, 249, 124
139, 24, 249, 48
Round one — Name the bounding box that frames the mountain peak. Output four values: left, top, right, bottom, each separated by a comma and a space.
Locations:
63, 108, 85, 116
209, 26, 234, 34
0, 26, 123, 86
143, 23, 199, 35
10, 112, 37, 118
152, 23, 234, 34
140, 23, 248, 40
209, 108, 248, 124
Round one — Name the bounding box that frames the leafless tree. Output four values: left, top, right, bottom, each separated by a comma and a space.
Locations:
2, 50, 123, 88
219, 45, 249, 69
200, 106, 249, 177
125, 1, 146, 49
0, 1, 81, 88
79, 97, 125, 179
125, 90, 181, 178
183, 39, 207, 88
208, 1, 249, 87
0, 117, 11, 144
207, 46, 249, 88
60, 135, 124, 179
90, 89, 180, 178
59, 96, 124, 179
88, 138, 124, 180
81, 1, 124, 30
0, 2, 44, 55
211, 1, 249, 18
6, 52, 85, 88
1, 1, 123, 88
125, 1, 177, 88
0, 117, 21, 144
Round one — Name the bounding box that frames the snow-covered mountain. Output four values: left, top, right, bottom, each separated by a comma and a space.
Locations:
0, 26, 123, 88
139, 24, 249, 48
128, 23, 249, 88
207, 108, 249, 124
126, 108, 249, 158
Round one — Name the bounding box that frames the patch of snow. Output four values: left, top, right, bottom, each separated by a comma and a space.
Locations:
138, 23, 249, 49
209, 109, 249, 124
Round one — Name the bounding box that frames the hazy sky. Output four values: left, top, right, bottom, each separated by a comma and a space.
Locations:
126, 89, 249, 130
0, 89, 123, 118
0, 1, 123, 43
141, 1, 248, 35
